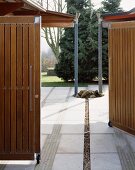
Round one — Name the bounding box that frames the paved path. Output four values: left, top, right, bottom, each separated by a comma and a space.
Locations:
38, 87, 86, 170
89, 85, 135, 170
1, 86, 135, 170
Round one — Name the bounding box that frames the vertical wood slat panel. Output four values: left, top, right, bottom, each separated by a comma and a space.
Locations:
0, 25, 5, 152
29, 24, 35, 152
109, 30, 114, 120
0, 17, 40, 160
109, 29, 114, 121
5, 25, 11, 152
117, 29, 120, 124
122, 28, 127, 126
116, 29, 119, 123
130, 28, 134, 129
126, 28, 130, 127
109, 29, 112, 121
119, 29, 122, 124
125, 28, 128, 127
35, 23, 40, 153
11, 25, 17, 153
113, 29, 117, 123
113, 30, 116, 121
128, 29, 131, 128
117, 29, 121, 125
121, 29, 125, 127
119, 29, 123, 125
109, 24, 135, 134
127, 28, 131, 128
5, 24, 11, 152
115, 29, 118, 123
23, 24, 29, 152
132, 29, 135, 129
133, 29, 135, 129
108, 29, 111, 122
16, 24, 23, 152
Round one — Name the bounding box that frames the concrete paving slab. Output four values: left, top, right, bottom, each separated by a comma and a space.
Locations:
91, 153, 122, 170
43, 102, 66, 108
45, 99, 67, 103
89, 113, 109, 123
91, 134, 117, 153
42, 113, 59, 121
57, 135, 84, 153
61, 120, 84, 125
41, 87, 55, 103
41, 134, 48, 150
42, 120, 63, 125
90, 122, 114, 134
4, 161, 35, 170
65, 101, 85, 110
52, 154, 83, 170
4, 165, 34, 170
50, 87, 71, 91
41, 124, 54, 134
62, 110, 84, 122
42, 103, 63, 111
125, 133, 135, 152
60, 124, 84, 134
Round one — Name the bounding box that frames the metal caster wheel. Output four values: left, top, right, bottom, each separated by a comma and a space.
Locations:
36, 154, 40, 164
108, 121, 112, 127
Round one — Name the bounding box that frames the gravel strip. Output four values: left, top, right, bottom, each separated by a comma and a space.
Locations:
83, 99, 91, 170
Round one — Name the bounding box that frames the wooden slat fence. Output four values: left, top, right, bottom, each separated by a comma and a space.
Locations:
109, 22, 135, 135
0, 16, 40, 160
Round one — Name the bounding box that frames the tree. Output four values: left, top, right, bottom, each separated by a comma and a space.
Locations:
55, 0, 99, 82
101, 0, 122, 79
42, 0, 66, 60
55, 0, 122, 82
101, 0, 122, 13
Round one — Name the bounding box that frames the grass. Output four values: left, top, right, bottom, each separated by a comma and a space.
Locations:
41, 72, 94, 87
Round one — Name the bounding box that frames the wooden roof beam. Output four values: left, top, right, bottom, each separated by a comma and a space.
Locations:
13, 10, 75, 27
42, 22, 74, 28
13, 10, 42, 16
0, 2, 24, 16
13, 10, 74, 18
103, 13, 135, 22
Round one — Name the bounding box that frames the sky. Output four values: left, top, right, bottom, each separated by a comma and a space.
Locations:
41, 0, 135, 11
92, 0, 135, 11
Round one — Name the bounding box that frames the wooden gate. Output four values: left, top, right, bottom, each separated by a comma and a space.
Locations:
109, 21, 135, 135
0, 17, 40, 160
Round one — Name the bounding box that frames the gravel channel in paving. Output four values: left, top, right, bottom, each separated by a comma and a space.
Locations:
83, 99, 90, 170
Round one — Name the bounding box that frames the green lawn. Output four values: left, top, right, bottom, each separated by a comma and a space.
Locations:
41, 72, 94, 87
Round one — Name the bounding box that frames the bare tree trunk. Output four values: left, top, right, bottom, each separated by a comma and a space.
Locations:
42, 0, 66, 61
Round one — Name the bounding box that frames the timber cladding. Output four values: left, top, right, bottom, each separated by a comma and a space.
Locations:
0, 17, 40, 160
109, 22, 135, 135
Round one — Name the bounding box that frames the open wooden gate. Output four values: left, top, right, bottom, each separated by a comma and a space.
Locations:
0, 16, 40, 160
109, 21, 135, 135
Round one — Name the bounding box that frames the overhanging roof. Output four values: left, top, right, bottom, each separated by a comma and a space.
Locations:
103, 13, 135, 22
0, 0, 75, 27
102, 8, 135, 22
13, 10, 75, 27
